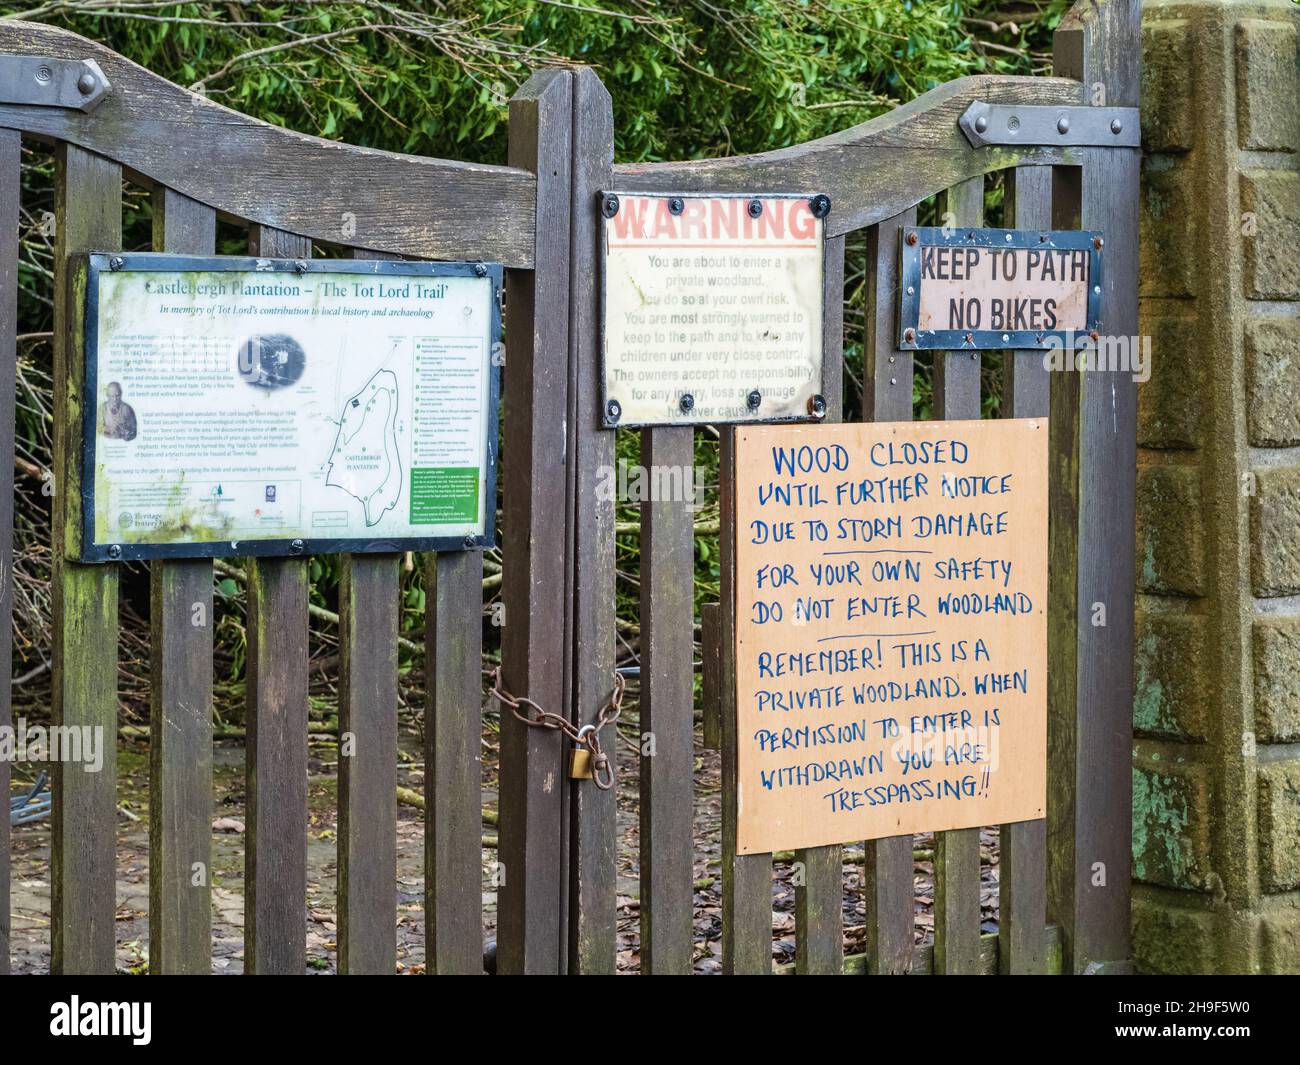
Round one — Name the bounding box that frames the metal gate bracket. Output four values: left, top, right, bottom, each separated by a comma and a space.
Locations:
0, 56, 112, 113
959, 100, 1139, 148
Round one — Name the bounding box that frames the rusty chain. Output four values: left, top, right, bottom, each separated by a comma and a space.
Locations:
489, 666, 625, 790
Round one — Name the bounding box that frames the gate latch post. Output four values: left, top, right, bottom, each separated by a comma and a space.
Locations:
0, 56, 112, 113
959, 100, 1139, 148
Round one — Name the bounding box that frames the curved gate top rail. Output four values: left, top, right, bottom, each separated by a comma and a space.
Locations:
0, 19, 537, 266
616, 74, 1090, 236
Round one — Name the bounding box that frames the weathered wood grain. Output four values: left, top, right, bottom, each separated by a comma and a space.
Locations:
1047, 0, 1139, 975
639, 425, 696, 974
721, 427, 772, 974
148, 187, 215, 975
615, 76, 1086, 237
51, 144, 120, 974
243, 225, 311, 975
862, 208, 917, 976
338, 553, 399, 974
700, 603, 721, 752
426, 551, 484, 974
0, 127, 18, 976
566, 67, 619, 975
931, 177, 984, 977
794, 234, 846, 976
998, 164, 1052, 975
498, 68, 573, 975
0, 21, 536, 266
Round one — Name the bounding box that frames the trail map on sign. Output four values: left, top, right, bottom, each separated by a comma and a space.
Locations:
85, 259, 497, 558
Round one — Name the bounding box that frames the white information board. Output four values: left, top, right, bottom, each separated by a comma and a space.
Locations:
600, 192, 826, 427
77, 254, 501, 561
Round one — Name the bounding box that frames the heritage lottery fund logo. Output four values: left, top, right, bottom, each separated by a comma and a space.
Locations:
50, 997, 152, 1045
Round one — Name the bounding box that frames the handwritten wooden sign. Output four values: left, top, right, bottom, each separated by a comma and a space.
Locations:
730, 419, 1047, 854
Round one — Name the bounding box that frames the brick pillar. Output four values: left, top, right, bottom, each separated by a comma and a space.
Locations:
1135, 0, 1300, 973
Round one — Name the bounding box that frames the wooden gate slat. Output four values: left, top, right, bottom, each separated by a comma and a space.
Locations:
334, 247, 400, 976
721, 427, 771, 974
0, 127, 18, 976
567, 67, 618, 975
337, 553, 398, 974
861, 208, 918, 975
243, 225, 311, 974
795, 233, 846, 975
998, 164, 1052, 975
499, 69, 574, 974
931, 177, 985, 976
1047, 1, 1139, 973
425, 551, 484, 973
147, 188, 215, 975
51, 144, 121, 974
639, 425, 696, 973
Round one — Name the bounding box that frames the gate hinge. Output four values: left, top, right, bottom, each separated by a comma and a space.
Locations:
959, 101, 1139, 149
0, 56, 112, 113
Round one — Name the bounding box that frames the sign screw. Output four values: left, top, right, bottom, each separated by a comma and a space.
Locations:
108, 544, 121, 559
290, 539, 304, 554
1057, 115, 1070, 135
903, 328, 916, 344
293, 259, 308, 274
890, 377, 898, 386
964, 332, 975, 344
1110, 118, 1123, 135
1089, 330, 1100, 342
807, 394, 826, 419
747, 200, 763, 219
974, 114, 988, 134
77, 72, 97, 96
668, 197, 684, 215
108, 255, 124, 271
474, 262, 488, 277
906, 231, 918, 246
1093, 236, 1104, 250
746, 390, 762, 411
679, 393, 695, 414
605, 399, 621, 423
463, 535, 477, 550
809, 194, 831, 219
601, 194, 619, 219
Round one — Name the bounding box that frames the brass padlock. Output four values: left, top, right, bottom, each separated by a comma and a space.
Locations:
569, 744, 593, 780
569, 726, 595, 779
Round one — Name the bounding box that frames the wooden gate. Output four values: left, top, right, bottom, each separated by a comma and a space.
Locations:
556, 0, 1140, 976
0, 0, 1141, 977
0, 18, 571, 975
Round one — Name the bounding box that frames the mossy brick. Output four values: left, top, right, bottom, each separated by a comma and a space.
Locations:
1246, 318, 1300, 446
1258, 909, 1300, 972
1257, 761, 1300, 892
1132, 757, 1213, 891
1254, 619, 1300, 741
1250, 466, 1300, 596
1139, 166, 1196, 299
1136, 464, 1204, 596
1135, 611, 1209, 740
1242, 171, 1300, 300
1142, 19, 1195, 152
1138, 313, 1202, 448
1132, 892, 1216, 974
1235, 20, 1299, 152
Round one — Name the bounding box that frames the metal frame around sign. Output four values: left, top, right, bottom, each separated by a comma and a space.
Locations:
598, 190, 830, 429
897, 225, 1104, 351
78, 252, 503, 562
